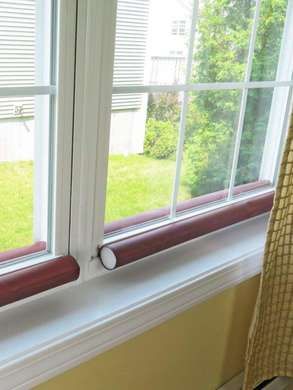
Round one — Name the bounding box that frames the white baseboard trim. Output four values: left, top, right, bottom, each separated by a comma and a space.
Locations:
218, 372, 243, 390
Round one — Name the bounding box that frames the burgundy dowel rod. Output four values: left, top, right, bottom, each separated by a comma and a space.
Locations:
0, 255, 80, 307
100, 191, 274, 269
0, 241, 47, 263
104, 180, 271, 234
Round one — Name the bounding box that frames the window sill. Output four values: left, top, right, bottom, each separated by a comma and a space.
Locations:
0, 214, 268, 390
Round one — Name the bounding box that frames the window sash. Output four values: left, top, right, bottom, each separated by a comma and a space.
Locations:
0, 86, 55, 97
107, 0, 293, 235
0, 0, 77, 267
112, 80, 293, 94
109, 1, 293, 227
69, 0, 293, 279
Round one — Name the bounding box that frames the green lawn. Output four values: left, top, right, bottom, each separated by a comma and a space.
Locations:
105, 155, 190, 222
0, 155, 190, 252
0, 161, 33, 252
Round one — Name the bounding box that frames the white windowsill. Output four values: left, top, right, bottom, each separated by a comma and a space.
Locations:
0, 214, 268, 390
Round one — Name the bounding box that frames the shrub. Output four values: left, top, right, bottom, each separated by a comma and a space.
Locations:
147, 92, 180, 124
144, 118, 177, 160
184, 119, 234, 197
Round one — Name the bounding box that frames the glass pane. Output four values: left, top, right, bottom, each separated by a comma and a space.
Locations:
234, 87, 277, 195
105, 92, 183, 230
0, 0, 52, 86
191, 0, 256, 83
177, 89, 241, 209
0, 96, 50, 253
148, 0, 193, 84
113, 0, 193, 88
250, 0, 288, 81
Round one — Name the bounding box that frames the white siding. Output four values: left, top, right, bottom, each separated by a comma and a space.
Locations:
0, 0, 35, 119
0, 0, 150, 117
112, 0, 150, 110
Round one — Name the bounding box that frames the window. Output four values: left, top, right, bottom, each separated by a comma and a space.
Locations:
0, 0, 293, 299
0, 0, 75, 266
101, 0, 293, 243
0, 0, 53, 257
171, 20, 187, 36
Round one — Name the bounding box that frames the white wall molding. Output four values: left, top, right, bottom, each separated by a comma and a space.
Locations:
0, 216, 268, 389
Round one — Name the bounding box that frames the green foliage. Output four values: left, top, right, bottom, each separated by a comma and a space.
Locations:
144, 0, 287, 196
184, 0, 287, 194
147, 92, 180, 123
184, 113, 235, 196
144, 92, 180, 159
144, 118, 178, 159
0, 159, 191, 248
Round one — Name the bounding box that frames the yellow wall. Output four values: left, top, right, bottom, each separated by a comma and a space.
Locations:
35, 277, 259, 390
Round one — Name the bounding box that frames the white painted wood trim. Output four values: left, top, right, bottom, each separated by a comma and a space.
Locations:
0, 250, 262, 390
70, 0, 117, 279
0, 215, 268, 390
51, 0, 77, 255
217, 372, 243, 390
170, 0, 199, 217
227, 0, 262, 199
0, 85, 55, 97
112, 80, 293, 94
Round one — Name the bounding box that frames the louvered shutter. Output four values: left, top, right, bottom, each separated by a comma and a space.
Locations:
112, 0, 149, 110
0, 0, 35, 119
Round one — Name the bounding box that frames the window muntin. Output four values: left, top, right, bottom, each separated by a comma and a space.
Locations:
171, 20, 186, 35
191, 0, 256, 83
178, 89, 242, 202
250, 0, 288, 82
105, 92, 182, 224
103, 0, 293, 238
0, 0, 56, 257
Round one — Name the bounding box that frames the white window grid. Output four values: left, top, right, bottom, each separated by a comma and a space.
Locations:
0, 0, 77, 272
0, 0, 55, 252
70, 0, 293, 279
106, 0, 293, 235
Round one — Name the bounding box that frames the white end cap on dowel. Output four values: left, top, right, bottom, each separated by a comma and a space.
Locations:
100, 247, 117, 270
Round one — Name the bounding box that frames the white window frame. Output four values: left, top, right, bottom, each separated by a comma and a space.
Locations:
0, 0, 77, 273
0, 1, 293, 384
69, 0, 293, 281
1, 0, 292, 280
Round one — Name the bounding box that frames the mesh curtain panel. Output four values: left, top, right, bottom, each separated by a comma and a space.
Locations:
243, 111, 293, 390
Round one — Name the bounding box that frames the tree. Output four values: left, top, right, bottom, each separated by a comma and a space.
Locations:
184, 0, 287, 197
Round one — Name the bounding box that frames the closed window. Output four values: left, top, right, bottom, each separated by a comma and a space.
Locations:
102, 0, 293, 240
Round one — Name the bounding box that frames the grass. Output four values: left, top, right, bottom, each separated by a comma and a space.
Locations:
105, 155, 190, 222
0, 161, 33, 252
0, 155, 191, 252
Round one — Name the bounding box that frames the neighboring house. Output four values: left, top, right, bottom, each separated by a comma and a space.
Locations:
109, 0, 150, 155
0, 0, 35, 120
0, 0, 35, 162
148, 0, 191, 84
110, 0, 192, 155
